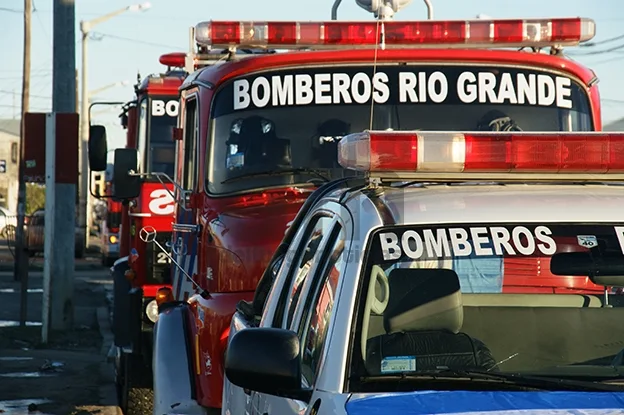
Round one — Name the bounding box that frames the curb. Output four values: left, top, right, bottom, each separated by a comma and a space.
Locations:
96, 306, 123, 414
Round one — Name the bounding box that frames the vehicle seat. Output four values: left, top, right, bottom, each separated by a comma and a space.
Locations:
365, 268, 498, 374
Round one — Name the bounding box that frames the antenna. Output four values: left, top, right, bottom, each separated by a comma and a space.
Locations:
331, 0, 342, 20
423, 0, 433, 19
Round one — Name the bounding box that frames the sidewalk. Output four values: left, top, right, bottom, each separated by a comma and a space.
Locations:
0, 269, 121, 414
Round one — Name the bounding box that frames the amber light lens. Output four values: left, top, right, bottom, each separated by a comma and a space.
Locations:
156, 287, 174, 306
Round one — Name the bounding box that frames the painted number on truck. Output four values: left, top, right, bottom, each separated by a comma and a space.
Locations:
156, 252, 171, 264
148, 189, 175, 215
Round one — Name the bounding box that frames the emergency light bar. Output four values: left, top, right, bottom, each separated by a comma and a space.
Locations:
194, 18, 595, 50
337, 131, 624, 182
159, 52, 186, 68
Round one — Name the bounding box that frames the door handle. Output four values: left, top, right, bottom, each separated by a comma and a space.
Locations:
172, 223, 201, 233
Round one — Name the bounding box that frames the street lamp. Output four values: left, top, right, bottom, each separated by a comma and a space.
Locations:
79, 3, 150, 248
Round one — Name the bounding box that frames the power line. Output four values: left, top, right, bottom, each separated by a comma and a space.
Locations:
569, 42, 624, 56
0, 72, 50, 80
91, 31, 183, 50
0, 89, 50, 99
581, 34, 624, 47
0, 6, 22, 13
587, 54, 624, 65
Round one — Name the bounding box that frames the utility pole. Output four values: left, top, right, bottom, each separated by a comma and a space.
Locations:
47, 0, 76, 332
14, 0, 31, 328
80, 22, 90, 250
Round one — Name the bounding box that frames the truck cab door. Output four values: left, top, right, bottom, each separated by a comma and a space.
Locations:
171, 93, 200, 301
259, 207, 348, 415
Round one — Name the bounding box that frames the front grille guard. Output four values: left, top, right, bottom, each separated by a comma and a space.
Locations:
138, 225, 208, 297
145, 231, 173, 285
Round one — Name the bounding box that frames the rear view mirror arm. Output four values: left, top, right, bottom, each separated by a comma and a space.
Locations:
127, 169, 192, 212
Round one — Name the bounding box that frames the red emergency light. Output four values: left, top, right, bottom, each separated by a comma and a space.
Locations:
159, 52, 186, 68
194, 18, 595, 49
337, 131, 624, 177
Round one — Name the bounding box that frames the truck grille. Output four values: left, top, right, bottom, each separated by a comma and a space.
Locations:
145, 231, 172, 285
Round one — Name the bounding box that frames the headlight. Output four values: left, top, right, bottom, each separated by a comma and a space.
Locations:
145, 299, 159, 323
109, 235, 118, 244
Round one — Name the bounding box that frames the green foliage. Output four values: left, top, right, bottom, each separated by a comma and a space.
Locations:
25, 183, 45, 215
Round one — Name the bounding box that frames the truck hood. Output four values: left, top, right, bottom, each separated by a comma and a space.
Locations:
215, 189, 311, 229
345, 391, 624, 415
207, 189, 312, 291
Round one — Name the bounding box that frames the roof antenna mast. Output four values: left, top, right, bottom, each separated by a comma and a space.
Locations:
331, 0, 342, 20
355, 0, 419, 20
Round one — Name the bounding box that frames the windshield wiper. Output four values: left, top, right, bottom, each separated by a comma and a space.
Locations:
360, 369, 624, 391
221, 168, 330, 184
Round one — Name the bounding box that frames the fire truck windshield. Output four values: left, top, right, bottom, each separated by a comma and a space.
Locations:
207, 64, 593, 195
137, 96, 177, 178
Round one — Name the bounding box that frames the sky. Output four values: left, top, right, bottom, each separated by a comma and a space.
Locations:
0, 0, 622, 150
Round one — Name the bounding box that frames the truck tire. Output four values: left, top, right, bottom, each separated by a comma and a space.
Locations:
120, 353, 153, 415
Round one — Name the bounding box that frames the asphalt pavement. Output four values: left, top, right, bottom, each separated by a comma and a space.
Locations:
0, 260, 120, 414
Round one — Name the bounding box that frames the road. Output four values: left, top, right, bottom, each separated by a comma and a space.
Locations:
0, 269, 112, 328
0, 234, 106, 272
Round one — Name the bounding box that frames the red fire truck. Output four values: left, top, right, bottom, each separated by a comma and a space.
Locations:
87, 53, 187, 414
108, 2, 606, 413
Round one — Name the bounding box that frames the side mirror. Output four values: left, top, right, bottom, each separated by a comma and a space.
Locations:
88, 125, 108, 172
112, 148, 140, 200
551, 252, 624, 287
225, 328, 311, 402
120, 113, 129, 129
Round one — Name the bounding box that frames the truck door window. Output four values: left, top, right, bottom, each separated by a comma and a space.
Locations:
281, 214, 334, 329
148, 97, 178, 178
298, 225, 345, 386
182, 97, 198, 190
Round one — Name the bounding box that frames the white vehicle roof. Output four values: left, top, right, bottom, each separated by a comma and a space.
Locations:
374, 183, 624, 225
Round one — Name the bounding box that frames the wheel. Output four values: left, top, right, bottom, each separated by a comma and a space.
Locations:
120, 353, 154, 415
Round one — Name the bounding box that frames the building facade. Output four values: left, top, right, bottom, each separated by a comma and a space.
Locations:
0, 119, 21, 214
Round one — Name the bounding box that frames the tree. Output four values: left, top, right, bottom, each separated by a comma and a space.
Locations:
25, 183, 45, 215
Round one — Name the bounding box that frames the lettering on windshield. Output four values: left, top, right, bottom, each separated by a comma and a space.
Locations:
615, 226, 624, 254
378, 225, 624, 261
379, 226, 558, 261
152, 99, 179, 117
233, 71, 573, 111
